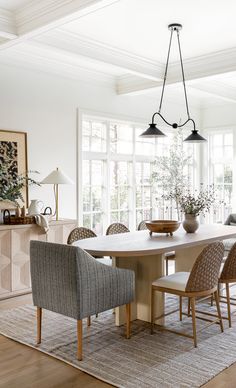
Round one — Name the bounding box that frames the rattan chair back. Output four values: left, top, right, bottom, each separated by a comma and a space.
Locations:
185, 241, 224, 292
220, 241, 236, 281
67, 227, 97, 245
137, 221, 148, 231
106, 223, 130, 235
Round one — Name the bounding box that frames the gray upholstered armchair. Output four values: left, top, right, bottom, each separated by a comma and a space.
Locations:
30, 241, 135, 360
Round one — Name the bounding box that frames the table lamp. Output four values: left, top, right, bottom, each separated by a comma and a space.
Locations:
41, 167, 73, 221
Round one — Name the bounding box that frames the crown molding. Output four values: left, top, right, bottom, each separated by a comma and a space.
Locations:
0, 0, 119, 49
15, 0, 120, 34
0, 8, 17, 39
34, 29, 163, 81
117, 48, 236, 96
0, 41, 115, 87
189, 81, 236, 104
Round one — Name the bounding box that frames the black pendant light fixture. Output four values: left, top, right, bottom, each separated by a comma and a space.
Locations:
140, 23, 206, 143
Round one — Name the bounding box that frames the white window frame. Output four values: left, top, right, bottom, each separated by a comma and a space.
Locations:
77, 108, 199, 231
201, 125, 236, 222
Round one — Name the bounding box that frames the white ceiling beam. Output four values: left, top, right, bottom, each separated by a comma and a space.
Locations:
0, 0, 119, 49
189, 82, 236, 104
117, 48, 236, 95
33, 29, 163, 81
0, 8, 17, 40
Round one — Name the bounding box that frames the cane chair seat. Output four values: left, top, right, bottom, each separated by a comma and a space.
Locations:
106, 223, 130, 235
152, 272, 190, 291
151, 241, 224, 347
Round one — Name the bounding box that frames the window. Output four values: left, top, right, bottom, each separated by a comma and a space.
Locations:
80, 115, 156, 233
207, 131, 233, 222
80, 114, 196, 233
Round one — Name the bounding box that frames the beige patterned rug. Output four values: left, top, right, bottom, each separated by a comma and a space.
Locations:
1, 298, 236, 388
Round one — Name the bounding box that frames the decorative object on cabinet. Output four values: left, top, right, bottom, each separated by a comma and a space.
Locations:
28, 199, 44, 215
0, 129, 40, 208
3, 209, 36, 225
41, 167, 73, 221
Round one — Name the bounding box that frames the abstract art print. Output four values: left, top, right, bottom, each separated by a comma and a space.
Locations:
0, 130, 28, 207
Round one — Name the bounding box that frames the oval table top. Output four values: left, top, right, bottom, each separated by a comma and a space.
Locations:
73, 224, 236, 257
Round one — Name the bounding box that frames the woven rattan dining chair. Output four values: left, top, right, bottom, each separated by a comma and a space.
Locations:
151, 241, 224, 347
137, 220, 175, 276
106, 223, 130, 235
219, 241, 236, 327
137, 220, 148, 231
67, 227, 97, 244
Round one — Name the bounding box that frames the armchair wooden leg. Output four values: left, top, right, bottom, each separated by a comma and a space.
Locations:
226, 283, 232, 328
77, 320, 83, 361
126, 303, 131, 339
190, 297, 197, 348
214, 291, 224, 332
151, 287, 155, 334
37, 307, 42, 345
179, 296, 182, 321
87, 316, 91, 326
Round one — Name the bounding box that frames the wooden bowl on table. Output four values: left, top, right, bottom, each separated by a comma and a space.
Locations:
145, 220, 181, 236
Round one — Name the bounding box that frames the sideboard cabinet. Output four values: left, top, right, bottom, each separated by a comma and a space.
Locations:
0, 219, 77, 300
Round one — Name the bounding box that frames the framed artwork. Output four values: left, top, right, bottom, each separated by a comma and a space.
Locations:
0, 129, 28, 207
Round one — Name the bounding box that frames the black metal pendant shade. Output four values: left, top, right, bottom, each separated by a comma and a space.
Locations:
140, 123, 166, 138
184, 130, 207, 143
140, 23, 207, 143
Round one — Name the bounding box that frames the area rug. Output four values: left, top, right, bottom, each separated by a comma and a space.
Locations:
1, 299, 236, 388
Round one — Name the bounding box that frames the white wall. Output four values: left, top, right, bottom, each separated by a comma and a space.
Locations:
0, 63, 201, 219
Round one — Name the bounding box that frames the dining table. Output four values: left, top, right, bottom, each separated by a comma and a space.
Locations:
74, 224, 236, 326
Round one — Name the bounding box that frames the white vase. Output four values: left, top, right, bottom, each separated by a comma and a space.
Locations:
182, 213, 199, 233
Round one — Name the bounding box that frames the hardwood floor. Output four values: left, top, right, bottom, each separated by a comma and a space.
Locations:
0, 294, 236, 388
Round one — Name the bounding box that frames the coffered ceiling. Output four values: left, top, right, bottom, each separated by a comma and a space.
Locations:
0, 0, 235, 108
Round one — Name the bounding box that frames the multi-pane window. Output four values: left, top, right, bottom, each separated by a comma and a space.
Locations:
208, 132, 233, 222
135, 162, 153, 227
80, 115, 197, 233
80, 116, 155, 233
82, 160, 104, 234
110, 161, 131, 225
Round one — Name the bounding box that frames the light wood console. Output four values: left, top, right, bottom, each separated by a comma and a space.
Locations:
0, 219, 77, 300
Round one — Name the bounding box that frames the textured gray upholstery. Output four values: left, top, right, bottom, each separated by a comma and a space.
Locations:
30, 241, 135, 320
223, 214, 236, 254
224, 214, 236, 225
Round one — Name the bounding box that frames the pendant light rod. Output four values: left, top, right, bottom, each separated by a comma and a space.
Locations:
176, 29, 190, 119
158, 27, 174, 113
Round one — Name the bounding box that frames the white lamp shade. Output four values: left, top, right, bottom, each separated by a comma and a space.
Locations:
41, 168, 74, 185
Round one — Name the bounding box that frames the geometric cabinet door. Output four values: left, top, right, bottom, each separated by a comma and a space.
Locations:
0, 230, 11, 296
0, 219, 77, 300
11, 226, 46, 292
